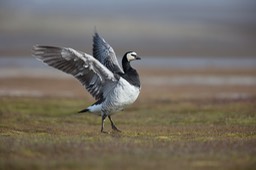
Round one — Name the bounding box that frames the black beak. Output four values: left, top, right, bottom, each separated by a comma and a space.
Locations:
136, 56, 141, 60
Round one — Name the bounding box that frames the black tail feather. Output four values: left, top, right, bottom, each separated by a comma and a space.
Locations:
78, 108, 89, 113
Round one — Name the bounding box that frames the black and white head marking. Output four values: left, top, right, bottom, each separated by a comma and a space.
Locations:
126, 51, 140, 62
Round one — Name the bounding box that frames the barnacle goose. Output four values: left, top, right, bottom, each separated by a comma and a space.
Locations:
32, 32, 141, 133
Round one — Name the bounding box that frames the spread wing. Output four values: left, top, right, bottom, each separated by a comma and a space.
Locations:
32, 45, 118, 100
93, 32, 124, 74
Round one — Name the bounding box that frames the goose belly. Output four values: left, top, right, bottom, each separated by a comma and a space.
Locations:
103, 78, 140, 113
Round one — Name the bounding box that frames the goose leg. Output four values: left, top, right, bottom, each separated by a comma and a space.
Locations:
101, 114, 107, 133
108, 116, 121, 132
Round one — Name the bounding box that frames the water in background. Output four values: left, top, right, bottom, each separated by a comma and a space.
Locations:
0, 56, 255, 69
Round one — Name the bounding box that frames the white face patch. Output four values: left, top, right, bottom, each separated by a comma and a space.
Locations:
126, 52, 137, 62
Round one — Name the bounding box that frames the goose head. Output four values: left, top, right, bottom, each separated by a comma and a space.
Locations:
124, 51, 141, 62
122, 51, 141, 73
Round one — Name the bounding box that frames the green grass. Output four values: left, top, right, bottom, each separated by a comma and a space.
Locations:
0, 97, 255, 170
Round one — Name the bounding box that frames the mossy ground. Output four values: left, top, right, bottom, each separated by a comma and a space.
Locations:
0, 96, 255, 170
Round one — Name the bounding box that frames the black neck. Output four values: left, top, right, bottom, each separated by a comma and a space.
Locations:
122, 56, 132, 73
121, 56, 140, 87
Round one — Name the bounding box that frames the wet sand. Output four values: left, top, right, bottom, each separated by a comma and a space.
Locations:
0, 66, 255, 103
0, 56, 255, 101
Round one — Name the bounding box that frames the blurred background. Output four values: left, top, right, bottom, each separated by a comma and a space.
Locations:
1, 1, 256, 169
0, 0, 256, 99
0, 0, 256, 57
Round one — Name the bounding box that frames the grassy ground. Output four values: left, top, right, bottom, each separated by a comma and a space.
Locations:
0, 96, 255, 170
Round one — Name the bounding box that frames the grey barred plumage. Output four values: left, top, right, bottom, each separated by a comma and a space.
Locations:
33, 31, 141, 133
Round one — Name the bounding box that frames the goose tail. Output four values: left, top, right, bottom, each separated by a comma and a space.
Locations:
78, 108, 89, 113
